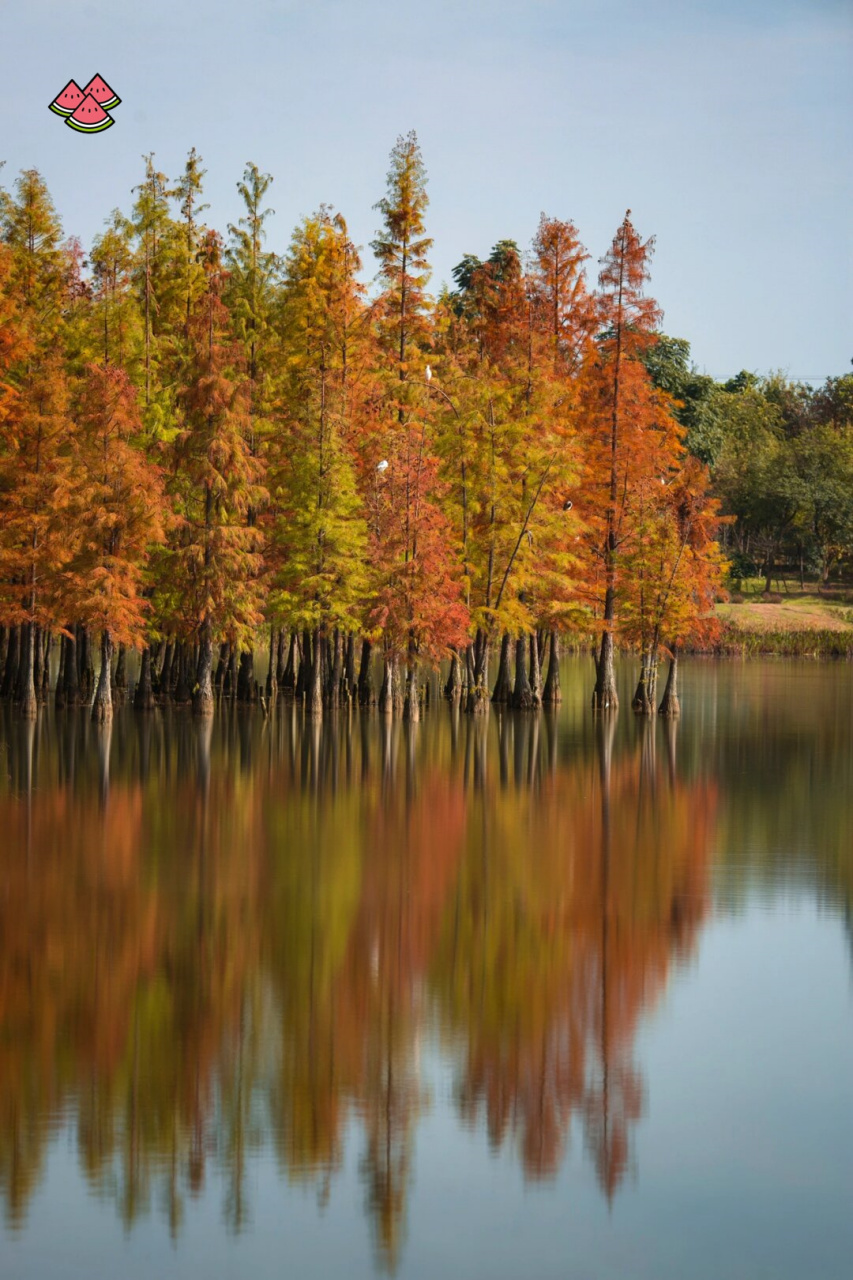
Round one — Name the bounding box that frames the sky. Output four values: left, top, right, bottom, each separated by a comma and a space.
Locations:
2, 0, 851, 381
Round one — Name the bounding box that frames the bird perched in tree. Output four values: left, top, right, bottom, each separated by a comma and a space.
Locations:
377, 460, 389, 472
425, 364, 432, 382
563, 498, 573, 511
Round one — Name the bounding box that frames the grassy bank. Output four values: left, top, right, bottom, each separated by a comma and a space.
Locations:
708, 586, 853, 657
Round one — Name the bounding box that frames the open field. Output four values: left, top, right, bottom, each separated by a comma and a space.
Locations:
711, 584, 853, 656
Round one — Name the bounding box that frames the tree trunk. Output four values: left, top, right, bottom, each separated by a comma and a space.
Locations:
464, 643, 475, 700
632, 648, 656, 715
326, 628, 342, 708
134, 646, 155, 711
236, 649, 255, 702
343, 633, 356, 703
1, 625, 19, 700
79, 626, 95, 698
296, 630, 312, 700
224, 644, 237, 698
512, 635, 535, 709
378, 652, 403, 716
542, 631, 562, 705
63, 629, 81, 706
658, 647, 680, 719
444, 649, 462, 701
592, 625, 618, 712
467, 630, 491, 715
33, 625, 43, 699
18, 623, 37, 719
357, 638, 373, 706
403, 640, 420, 721
193, 619, 215, 716
41, 632, 52, 701
491, 633, 513, 703
158, 640, 174, 698
174, 642, 191, 703
55, 633, 67, 708
282, 631, 298, 697
114, 643, 127, 703
91, 630, 114, 723
276, 629, 287, 688
308, 628, 323, 719
265, 627, 278, 704
214, 641, 229, 692
528, 630, 543, 707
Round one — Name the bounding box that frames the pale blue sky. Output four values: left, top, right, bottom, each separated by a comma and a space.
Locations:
2, 0, 851, 380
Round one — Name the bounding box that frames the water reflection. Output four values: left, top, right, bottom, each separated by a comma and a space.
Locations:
0, 661, 851, 1271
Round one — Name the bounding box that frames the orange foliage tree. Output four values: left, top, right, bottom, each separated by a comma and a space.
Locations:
65, 363, 166, 721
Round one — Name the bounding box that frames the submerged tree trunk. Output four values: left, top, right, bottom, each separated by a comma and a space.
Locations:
214, 641, 229, 692
403, 639, 420, 721
632, 647, 658, 715
41, 632, 52, 701
224, 644, 237, 698
55, 633, 67, 708
33, 625, 43, 700
511, 634, 535, 710
134, 646, 155, 711
18, 623, 37, 720
173, 642, 192, 704
63, 629, 81, 706
193, 619, 214, 717
265, 627, 278, 705
295, 630, 312, 701
308, 628, 324, 718
357, 638, 373, 706
592, 620, 618, 712
491, 633, 513, 704
444, 649, 462, 701
236, 649, 255, 703
159, 640, 174, 698
91, 630, 114, 723
528, 630, 543, 707
658, 646, 680, 718
343, 633, 356, 703
378, 652, 403, 716
281, 631, 298, 697
1, 625, 19, 700
114, 643, 127, 703
276, 629, 287, 688
467, 630, 491, 715
79, 626, 95, 699
542, 631, 562, 705
326, 628, 342, 708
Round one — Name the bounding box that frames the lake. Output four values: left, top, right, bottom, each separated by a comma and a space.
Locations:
1, 658, 851, 1280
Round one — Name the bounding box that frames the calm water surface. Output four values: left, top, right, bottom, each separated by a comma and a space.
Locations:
1, 659, 851, 1279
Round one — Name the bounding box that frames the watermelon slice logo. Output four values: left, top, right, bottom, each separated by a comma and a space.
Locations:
65, 93, 114, 133
49, 79, 85, 117
48, 73, 120, 132
81, 74, 121, 110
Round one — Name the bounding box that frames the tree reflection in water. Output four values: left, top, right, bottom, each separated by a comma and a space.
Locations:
0, 699, 719, 1266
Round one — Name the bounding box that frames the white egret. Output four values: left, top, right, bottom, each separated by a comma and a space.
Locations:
377, 460, 389, 472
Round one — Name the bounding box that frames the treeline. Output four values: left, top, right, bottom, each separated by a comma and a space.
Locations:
1, 132, 838, 725
643, 345, 853, 593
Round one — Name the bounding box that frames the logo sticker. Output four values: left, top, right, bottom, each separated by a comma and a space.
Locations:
49, 74, 121, 133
